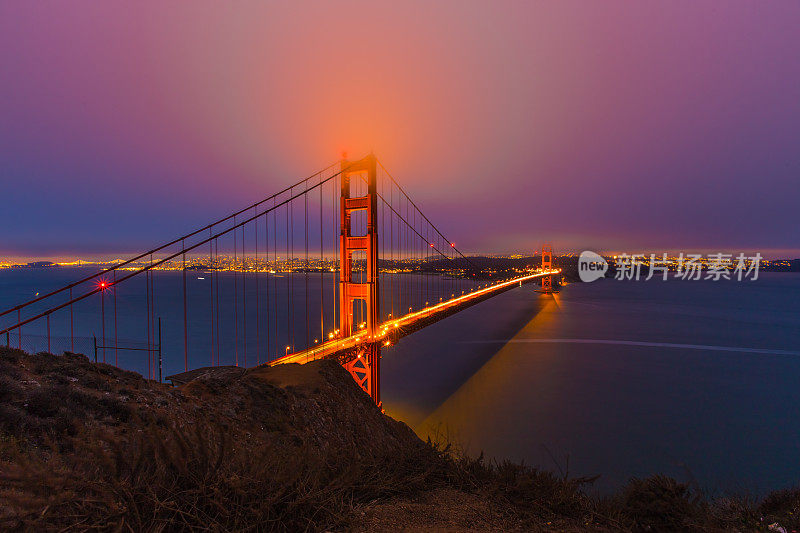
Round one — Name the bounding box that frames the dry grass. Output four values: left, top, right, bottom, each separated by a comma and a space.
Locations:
0, 347, 798, 532
1, 423, 455, 531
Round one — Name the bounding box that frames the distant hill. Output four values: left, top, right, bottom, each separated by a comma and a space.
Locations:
23, 261, 58, 268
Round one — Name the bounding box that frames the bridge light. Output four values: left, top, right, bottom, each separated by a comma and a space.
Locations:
430, 243, 434, 248
451, 242, 455, 247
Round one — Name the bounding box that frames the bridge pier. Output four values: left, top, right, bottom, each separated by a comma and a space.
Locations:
339, 154, 381, 405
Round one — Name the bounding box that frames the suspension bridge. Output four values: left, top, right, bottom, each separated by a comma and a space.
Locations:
0, 155, 559, 405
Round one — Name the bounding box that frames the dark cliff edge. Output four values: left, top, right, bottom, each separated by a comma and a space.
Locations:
0, 347, 797, 532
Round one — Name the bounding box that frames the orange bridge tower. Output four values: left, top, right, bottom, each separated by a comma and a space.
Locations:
541, 243, 553, 293
339, 154, 381, 405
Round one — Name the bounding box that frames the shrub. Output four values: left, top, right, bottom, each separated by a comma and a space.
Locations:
759, 487, 800, 531
621, 475, 700, 531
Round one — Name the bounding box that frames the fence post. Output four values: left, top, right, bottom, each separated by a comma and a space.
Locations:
158, 317, 162, 383
93, 335, 98, 363
5, 331, 8, 348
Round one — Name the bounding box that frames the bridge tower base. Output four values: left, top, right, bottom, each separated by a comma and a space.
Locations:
339, 154, 381, 405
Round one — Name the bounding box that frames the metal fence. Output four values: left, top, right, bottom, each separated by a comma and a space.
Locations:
3, 330, 162, 382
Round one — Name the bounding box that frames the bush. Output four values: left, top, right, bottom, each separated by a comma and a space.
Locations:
0, 375, 23, 403
25, 385, 65, 418
621, 475, 700, 531
759, 487, 800, 531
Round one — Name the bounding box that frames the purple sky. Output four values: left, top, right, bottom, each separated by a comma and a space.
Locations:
1, 2, 798, 259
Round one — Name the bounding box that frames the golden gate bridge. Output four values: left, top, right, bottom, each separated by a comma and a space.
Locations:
0, 155, 559, 406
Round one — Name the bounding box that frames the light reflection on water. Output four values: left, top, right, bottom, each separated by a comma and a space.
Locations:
381, 274, 800, 494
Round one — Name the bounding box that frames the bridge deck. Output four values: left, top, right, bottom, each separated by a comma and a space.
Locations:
270, 269, 560, 366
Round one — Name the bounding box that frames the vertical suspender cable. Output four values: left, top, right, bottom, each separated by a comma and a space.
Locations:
242, 225, 247, 368
381, 171, 385, 321
210, 228, 214, 366
290, 191, 294, 351
332, 173, 337, 337
286, 193, 290, 352
113, 269, 118, 366
69, 287, 74, 352
406, 195, 409, 313
319, 174, 324, 344
215, 238, 220, 364
234, 217, 239, 366
273, 201, 278, 358
305, 191, 309, 351
183, 238, 188, 372
146, 261, 151, 378
255, 208, 260, 365
265, 211, 270, 363
390, 181, 394, 319
151, 256, 156, 374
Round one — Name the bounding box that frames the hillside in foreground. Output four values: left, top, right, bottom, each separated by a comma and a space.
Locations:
0, 347, 798, 532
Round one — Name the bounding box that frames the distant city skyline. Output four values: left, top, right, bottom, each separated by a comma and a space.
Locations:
2, 2, 799, 257
2, 249, 799, 266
